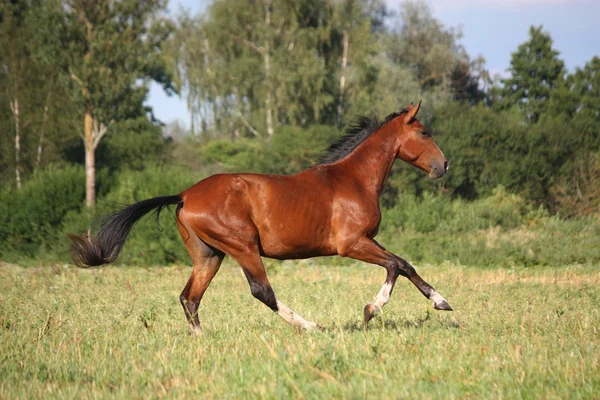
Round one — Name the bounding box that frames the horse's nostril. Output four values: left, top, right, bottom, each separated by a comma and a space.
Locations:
444, 161, 449, 172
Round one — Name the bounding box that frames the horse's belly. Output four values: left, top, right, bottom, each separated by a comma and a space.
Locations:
257, 220, 334, 259
242, 172, 335, 259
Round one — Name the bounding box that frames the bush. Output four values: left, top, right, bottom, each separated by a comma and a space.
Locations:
61, 164, 201, 266
0, 164, 85, 260
377, 187, 599, 267
381, 186, 537, 234
198, 124, 341, 175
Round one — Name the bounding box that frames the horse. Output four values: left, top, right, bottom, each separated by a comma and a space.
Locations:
69, 101, 451, 333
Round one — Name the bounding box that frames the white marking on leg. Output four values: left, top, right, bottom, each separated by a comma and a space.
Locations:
374, 281, 393, 309
430, 290, 448, 307
189, 324, 202, 336
276, 300, 317, 331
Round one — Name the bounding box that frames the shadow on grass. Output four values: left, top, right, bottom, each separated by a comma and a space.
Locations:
329, 310, 461, 333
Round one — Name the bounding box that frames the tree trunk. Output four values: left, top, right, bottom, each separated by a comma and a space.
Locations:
84, 111, 95, 207
36, 79, 53, 170
336, 28, 349, 128
264, 0, 274, 138
9, 96, 21, 190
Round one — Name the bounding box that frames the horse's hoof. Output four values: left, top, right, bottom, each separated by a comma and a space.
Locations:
301, 321, 319, 332
433, 300, 453, 311
189, 324, 202, 336
364, 303, 381, 324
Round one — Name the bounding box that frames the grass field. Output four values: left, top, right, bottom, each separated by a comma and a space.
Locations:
1, 261, 599, 399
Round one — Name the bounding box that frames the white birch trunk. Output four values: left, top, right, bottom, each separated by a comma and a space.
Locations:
264, 0, 274, 137
35, 93, 51, 169
336, 28, 349, 128
12, 97, 21, 190
84, 112, 95, 207
9, 92, 22, 190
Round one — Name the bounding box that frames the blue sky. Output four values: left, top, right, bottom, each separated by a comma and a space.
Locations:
147, 0, 600, 127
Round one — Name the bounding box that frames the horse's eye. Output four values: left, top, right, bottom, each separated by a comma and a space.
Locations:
421, 131, 429, 136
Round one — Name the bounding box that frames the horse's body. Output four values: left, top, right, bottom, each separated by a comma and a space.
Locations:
181, 171, 339, 260
70, 102, 452, 332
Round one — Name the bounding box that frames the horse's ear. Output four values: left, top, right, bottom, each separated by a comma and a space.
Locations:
404, 100, 421, 124
406, 102, 414, 111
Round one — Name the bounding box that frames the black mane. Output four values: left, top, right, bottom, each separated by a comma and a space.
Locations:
317, 110, 408, 165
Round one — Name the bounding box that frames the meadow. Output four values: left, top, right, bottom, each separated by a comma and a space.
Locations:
1, 260, 599, 399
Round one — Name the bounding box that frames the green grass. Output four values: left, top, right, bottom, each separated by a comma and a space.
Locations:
1, 261, 599, 399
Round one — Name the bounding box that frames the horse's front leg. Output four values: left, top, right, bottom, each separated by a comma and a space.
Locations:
342, 236, 452, 323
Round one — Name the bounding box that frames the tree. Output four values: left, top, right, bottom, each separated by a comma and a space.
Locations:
63, 0, 173, 207
0, 0, 69, 188
383, 0, 487, 104
168, 0, 342, 139
544, 57, 600, 215
1, 0, 34, 190
571, 56, 600, 123
497, 26, 565, 122
332, 0, 386, 126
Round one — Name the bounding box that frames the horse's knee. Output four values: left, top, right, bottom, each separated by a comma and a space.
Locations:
394, 258, 416, 278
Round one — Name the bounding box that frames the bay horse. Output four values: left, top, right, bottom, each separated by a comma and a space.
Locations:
69, 102, 452, 333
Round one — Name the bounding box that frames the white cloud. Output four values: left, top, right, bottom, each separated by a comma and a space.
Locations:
387, 0, 594, 12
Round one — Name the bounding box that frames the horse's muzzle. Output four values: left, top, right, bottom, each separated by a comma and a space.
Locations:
429, 160, 449, 179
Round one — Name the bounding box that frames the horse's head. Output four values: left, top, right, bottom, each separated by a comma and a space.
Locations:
395, 101, 448, 179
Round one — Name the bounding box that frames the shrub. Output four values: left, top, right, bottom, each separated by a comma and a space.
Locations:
198, 124, 341, 175
0, 164, 85, 260
61, 164, 201, 266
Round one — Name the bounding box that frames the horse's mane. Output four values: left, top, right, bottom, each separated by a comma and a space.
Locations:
317, 110, 408, 165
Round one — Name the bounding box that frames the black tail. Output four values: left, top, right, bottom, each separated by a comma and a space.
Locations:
68, 195, 183, 267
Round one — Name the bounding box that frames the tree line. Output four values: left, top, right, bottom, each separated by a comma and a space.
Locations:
1, 0, 599, 217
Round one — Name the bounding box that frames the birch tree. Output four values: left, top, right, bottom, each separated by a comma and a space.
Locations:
168, 0, 334, 138
1, 1, 29, 189
64, 0, 173, 207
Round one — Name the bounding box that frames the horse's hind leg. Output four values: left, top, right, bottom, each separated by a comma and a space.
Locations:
178, 222, 224, 334
232, 250, 318, 331
344, 237, 452, 323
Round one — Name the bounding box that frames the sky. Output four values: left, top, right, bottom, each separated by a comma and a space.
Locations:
147, 0, 600, 127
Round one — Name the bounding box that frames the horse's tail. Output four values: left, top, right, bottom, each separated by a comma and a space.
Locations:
68, 195, 183, 267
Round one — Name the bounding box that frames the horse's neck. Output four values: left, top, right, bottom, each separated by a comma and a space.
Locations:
334, 127, 399, 197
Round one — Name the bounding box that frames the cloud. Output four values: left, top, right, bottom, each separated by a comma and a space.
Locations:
387, 0, 594, 11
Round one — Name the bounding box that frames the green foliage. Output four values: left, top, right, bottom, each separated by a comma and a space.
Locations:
97, 117, 171, 172
62, 165, 200, 266
378, 188, 599, 267
199, 125, 340, 174
1, 1, 600, 268
0, 0, 75, 185
167, 0, 340, 136
381, 187, 536, 234
385, 0, 486, 103
167, 0, 478, 138
496, 26, 565, 122
3, 164, 599, 268
64, 0, 174, 124
199, 139, 269, 173
0, 0, 174, 205
0, 165, 85, 259
430, 100, 596, 208
0, 164, 199, 265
